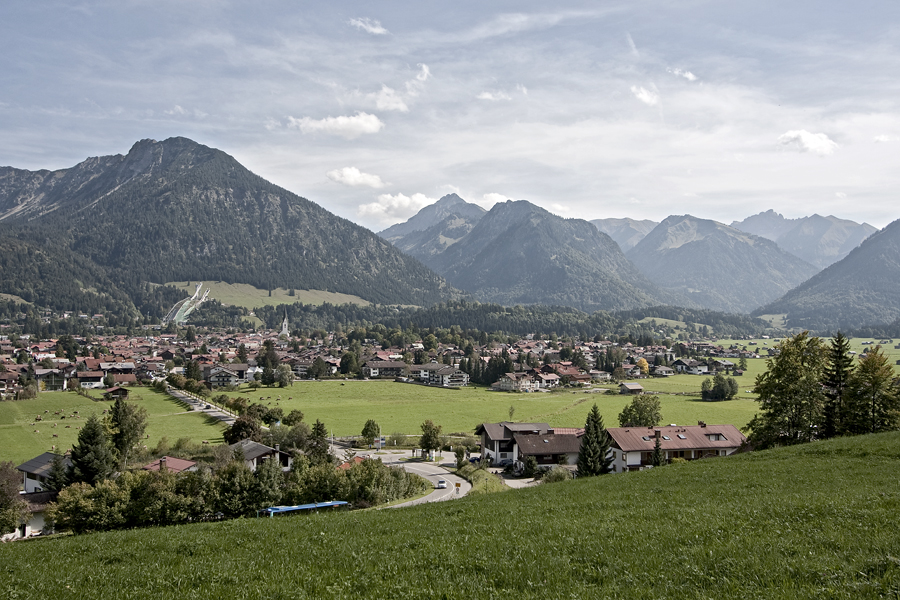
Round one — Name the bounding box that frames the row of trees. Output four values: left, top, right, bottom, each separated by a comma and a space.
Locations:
748, 332, 900, 448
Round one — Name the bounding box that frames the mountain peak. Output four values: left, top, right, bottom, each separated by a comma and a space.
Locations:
379, 193, 486, 241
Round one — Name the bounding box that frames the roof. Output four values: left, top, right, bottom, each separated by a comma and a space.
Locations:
475, 422, 551, 441
513, 432, 582, 456
142, 456, 198, 473
620, 382, 644, 390
229, 439, 278, 462
16, 452, 71, 477
606, 424, 746, 453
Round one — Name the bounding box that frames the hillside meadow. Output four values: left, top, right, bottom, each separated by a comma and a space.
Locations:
0, 389, 225, 464
2, 432, 898, 599
229, 379, 761, 438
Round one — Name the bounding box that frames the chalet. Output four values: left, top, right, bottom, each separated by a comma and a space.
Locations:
228, 439, 293, 472
619, 382, 644, 394
493, 372, 538, 392
475, 422, 583, 466
0, 491, 56, 541
428, 365, 469, 387
589, 370, 612, 382
650, 365, 674, 377
33, 369, 68, 391
606, 423, 746, 472
205, 365, 240, 387
361, 360, 408, 379
103, 386, 129, 400
77, 371, 106, 389
16, 452, 71, 493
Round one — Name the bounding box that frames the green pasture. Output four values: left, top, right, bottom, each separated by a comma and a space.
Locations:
228, 379, 761, 437
165, 281, 370, 310
0, 389, 225, 464
4, 431, 898, 598
717, 336, 900, 375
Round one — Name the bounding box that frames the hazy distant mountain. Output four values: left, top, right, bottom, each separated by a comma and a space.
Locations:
731, 210, 877, 269
379, 194, 486, 242
389, 212, 484, 262
754, 219, 900, 330
416, 199, 685, 311
591, 218, 658, 251
0, 137, 458, 311
626, 215, 819, 313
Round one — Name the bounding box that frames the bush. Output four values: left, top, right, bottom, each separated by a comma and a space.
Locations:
541, 466, 573, 484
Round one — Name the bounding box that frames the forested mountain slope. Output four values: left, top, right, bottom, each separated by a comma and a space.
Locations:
754, 218, 900, 331
627, 215, 819, 313
0, 137, 457, 310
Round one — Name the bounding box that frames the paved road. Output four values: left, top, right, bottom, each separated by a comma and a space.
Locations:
166, 387, 237, 427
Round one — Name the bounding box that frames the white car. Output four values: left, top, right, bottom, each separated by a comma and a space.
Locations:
436, 479, 448, 489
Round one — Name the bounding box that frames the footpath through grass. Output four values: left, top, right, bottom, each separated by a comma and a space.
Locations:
2, 432, 898, 599
0, 389, 225, 464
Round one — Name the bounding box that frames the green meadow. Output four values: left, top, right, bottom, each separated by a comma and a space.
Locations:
3, 431, 898, 599
228, 379, 760, 437
166, 281, 370, 310
0, 390, 225, 464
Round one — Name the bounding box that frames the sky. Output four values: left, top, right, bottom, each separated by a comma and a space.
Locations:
1, 1, 899, 231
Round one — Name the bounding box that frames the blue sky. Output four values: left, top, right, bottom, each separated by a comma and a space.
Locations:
2, 1, 898, 230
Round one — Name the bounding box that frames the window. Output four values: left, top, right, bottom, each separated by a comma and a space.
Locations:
677, 434, 687, 439
641, 436, 651, 442
662, 436, 671, 440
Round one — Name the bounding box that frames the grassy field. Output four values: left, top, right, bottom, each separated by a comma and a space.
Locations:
717, 337, 900, 375
227, 379, 761, 438
2, 431, 898, 599
165, 281, 370, 310
0, 389, 225, 464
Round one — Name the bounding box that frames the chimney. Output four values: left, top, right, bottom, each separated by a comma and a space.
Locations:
655, 430, 661, 439
160, 456, 167, 472
698, 421, 706, 428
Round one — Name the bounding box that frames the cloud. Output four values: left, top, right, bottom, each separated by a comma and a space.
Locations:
835, 191, 847, 199
778, 130, 839, 155
357, 192, 436, 225
349, 17, 388, 35
165, 105, 188, 116
873, 134, 898, 142
630, 85, 659, 106
404, 64, 430, 97
516, 83, 528, 95
481, 192, 508, 207
369, 85, 408, 112
667, 68, 697, 81
326, 167, 386, 189
477, 91, 512, 101
626, 32, 638, 56
287, 112, 384, 138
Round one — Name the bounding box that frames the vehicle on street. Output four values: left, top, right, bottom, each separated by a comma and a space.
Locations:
436, 479, 448, 489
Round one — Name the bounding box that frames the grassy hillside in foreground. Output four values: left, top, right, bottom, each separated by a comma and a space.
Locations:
2, 432, 899, 599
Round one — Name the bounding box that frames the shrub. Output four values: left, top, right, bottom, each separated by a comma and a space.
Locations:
541, 466, 573, 484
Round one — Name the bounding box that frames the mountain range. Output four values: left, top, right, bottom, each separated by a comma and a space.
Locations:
0, 137, 457, 317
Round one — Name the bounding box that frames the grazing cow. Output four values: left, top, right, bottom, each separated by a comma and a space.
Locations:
52, 434, 58, 438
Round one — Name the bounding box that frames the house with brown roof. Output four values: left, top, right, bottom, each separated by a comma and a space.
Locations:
606, 423, 746, 472
142, 456, 198, 473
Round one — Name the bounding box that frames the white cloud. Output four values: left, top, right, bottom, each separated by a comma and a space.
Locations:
326, 167, 386, 189
369, 85, 408, 112
357, 192, 436, 225
778, 130, 839, 155
477, 91, 512, 101
626, 32, 638, 56
630, 85, 659, 106
349, 17, 388, 35
405, 64, 430, 97
516, 83, 528, 95
874, 134, 898, 142
668, 68, 697, 81
481, 192, 508, 207
165, 105, 188, 116
835, 191, 847, 199
287, 112, 384, 138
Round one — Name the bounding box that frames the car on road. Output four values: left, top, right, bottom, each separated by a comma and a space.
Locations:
436, 479, 448, 489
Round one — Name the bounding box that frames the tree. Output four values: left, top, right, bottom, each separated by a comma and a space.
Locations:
842, 346, 900, 435
109, 397, 149, 469
46, 453, 69, 491
419, 420, 443, 458
236, 343, 248, 364
68, 413, 117, 485
748, 332, 828, 448
650, 435, 664, 467
577, 404, 613, 476
618, 395, 662, 427
361, 419, 380, 446
701, 373, 739, 401
282, 409, 304, 427
455, 446, 467, 469
738, 356, 748, 371
308, 420, 331, 465
223, 415, 262, 445
275, 364, 294, 388
0, 461, 29, 535
822, 332, 855, 438
339, 352, 359, 375
307, 357, 329, 379
185, 360, 202, 382
635, 358, 649, 376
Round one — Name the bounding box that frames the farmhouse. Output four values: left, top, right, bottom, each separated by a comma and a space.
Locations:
16, 452, 71, 493
142, 456, 198, 473
606, 423, 746, 472
228, 439, 293, 472
475, 422, 582, 466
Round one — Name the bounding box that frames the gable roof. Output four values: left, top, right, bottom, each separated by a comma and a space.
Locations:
606, 424, 746, 453
229, 439, 277, 462
16, 452, 71, 477
142, 456, 198, 473
513, 432, 582, 456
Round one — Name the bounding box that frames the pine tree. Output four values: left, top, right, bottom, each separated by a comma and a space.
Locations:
651, 435, 664, 467
843, 346, 900, 434
577, 404, 613, 476
109, 398, 148, 469
822, 331, 854, 438
68, 413, 116, 485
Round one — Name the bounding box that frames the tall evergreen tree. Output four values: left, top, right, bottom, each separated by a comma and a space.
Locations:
822, 331, 855, 438
68, 413, 116, 485
651, 435, 664, 467
109, 398, 148, 469
577, 404, 613, 476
